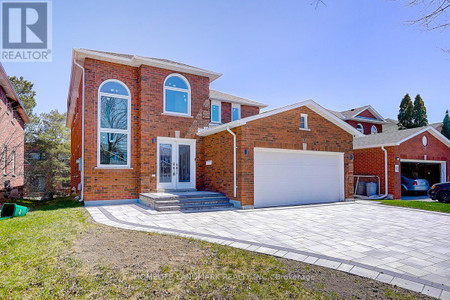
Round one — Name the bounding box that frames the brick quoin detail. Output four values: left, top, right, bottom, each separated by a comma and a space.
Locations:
202, 106, 354, 206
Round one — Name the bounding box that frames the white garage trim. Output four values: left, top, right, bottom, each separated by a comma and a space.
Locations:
254, 148, 345, 208
400, 159, 447, 183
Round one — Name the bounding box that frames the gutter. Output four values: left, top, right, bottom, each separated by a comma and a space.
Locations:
73, 60, 85, 201
226, 126, 237, 198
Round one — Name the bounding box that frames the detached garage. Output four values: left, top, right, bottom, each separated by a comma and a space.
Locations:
199, 100, 362, 208
254, 148, 345, 208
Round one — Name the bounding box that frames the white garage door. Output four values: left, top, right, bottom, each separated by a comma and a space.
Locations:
254, 148, 345, 208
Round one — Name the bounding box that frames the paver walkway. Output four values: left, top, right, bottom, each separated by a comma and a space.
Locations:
87, 201, 450, 299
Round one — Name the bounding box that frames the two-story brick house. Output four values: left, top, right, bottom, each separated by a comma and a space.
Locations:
0, 63, 29, 200
67, 49, 363, 208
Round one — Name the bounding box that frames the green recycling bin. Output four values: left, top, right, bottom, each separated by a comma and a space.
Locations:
0, 203, 28, 220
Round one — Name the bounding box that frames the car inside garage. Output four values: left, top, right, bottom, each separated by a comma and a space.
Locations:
400, 160, 445, 195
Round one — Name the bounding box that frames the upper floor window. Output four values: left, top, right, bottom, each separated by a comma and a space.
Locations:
98, 80, 131, 167
11, 151, 15, 176
356, 123, 364, 134
164, 74, 191, 116
371, 125, 378, 135
300, 113, 309, 130
232, 103, 241, 121
2, 146, 6, 175
211, 100, 221, 123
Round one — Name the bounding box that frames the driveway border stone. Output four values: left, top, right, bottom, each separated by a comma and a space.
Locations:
86, 204, 450, 299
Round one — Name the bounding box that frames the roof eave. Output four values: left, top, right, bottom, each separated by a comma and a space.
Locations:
209, 96, 268, 108
0, 63, 30, 123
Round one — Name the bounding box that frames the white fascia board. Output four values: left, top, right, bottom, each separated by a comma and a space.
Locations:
197, 100, 365, 137
346, 105, 387, 123
74, 49, 222, 82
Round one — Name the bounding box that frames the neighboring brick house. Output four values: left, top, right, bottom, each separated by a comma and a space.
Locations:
66, 49, 362, 208
329, 105, 387, 135
353, 126, 450, 199
0, 63, 29, 200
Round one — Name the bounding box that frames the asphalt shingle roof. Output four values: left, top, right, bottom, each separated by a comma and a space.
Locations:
354, 126, 428, 148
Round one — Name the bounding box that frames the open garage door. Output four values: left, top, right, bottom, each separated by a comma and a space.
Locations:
254, 148, 345, 208
400, 160, 446, 195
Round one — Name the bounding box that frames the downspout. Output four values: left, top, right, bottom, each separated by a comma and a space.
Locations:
381, 146, 388, 197
73, 60, 85, 201
226, 127, 237, 198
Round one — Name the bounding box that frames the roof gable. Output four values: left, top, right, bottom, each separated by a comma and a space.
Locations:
338, 105, 386, 124
197, 100, 364, 137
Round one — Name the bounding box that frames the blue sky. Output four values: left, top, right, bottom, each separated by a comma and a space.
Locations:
2, 0, 450, 123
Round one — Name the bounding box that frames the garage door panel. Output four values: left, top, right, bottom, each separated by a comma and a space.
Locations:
254, 149, 344, 208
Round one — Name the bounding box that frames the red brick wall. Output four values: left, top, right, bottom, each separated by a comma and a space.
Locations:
220, 102, 259, 124
354, 131, 450, 199
202, 106, 354, 206
357, 110, 376, 119
347, 120, 382, 135
70, 82, 82, 193
398, 131, 450, 183
0, 85, 25, 198
76, 59, 211, 201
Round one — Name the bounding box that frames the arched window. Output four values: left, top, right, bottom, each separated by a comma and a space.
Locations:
164, 74, 191, 116
356, 123, 364, 134
98, 80, 131, 167
371, 125, 378, 135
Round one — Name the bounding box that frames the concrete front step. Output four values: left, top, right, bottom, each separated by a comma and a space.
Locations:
139, 191, 234, 212
154, 197, 230, 208
157, 202, 235, 212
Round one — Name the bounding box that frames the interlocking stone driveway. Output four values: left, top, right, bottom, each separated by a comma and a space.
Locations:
87, 201, 450, 299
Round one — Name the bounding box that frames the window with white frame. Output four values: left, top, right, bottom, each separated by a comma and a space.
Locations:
300, 113, 308, 130
371, 125, 378, 135
98, 80, 131, 167
356, 123, 364, 134
232, 103, 241, 121
3, 146, 6, 175
164, 74, 191, 116
211, 100, 221, 123
11, 151, 15, 176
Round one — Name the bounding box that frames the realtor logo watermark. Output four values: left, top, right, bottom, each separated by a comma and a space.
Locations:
1, 1, 52, 62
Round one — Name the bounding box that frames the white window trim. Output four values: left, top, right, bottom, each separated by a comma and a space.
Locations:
232, 103, 241, 121
211, 100, 221, 123
371, 125, 378, 135
163, 73, 191, 117
11, 151, 15, 176
2, 147, 6, 176
97, 79, 132, 169
356, 123, 364, 134
299, 113, 310, 131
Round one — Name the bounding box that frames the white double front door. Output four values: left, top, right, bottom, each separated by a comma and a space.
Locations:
157, 137, 196, 190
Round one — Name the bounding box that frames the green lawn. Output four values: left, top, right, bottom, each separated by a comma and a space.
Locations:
0, 198, 430, 299
379, 200, 450, 213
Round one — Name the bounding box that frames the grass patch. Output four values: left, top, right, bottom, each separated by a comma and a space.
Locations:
0, 198, 432, 299
379, 200, 450, 213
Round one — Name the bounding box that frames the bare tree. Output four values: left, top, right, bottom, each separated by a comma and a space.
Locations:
311, 0, 450, 30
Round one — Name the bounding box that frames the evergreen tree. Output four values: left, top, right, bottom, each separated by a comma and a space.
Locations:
412, 94, 428, 127
442, 110, 450, 139
398, 94, 414, 129
8, 76, 36, 116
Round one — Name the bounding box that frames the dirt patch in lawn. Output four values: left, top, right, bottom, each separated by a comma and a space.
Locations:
74, 214, 433, 299
74, 223, 210, 273
279, 257, 434, 300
